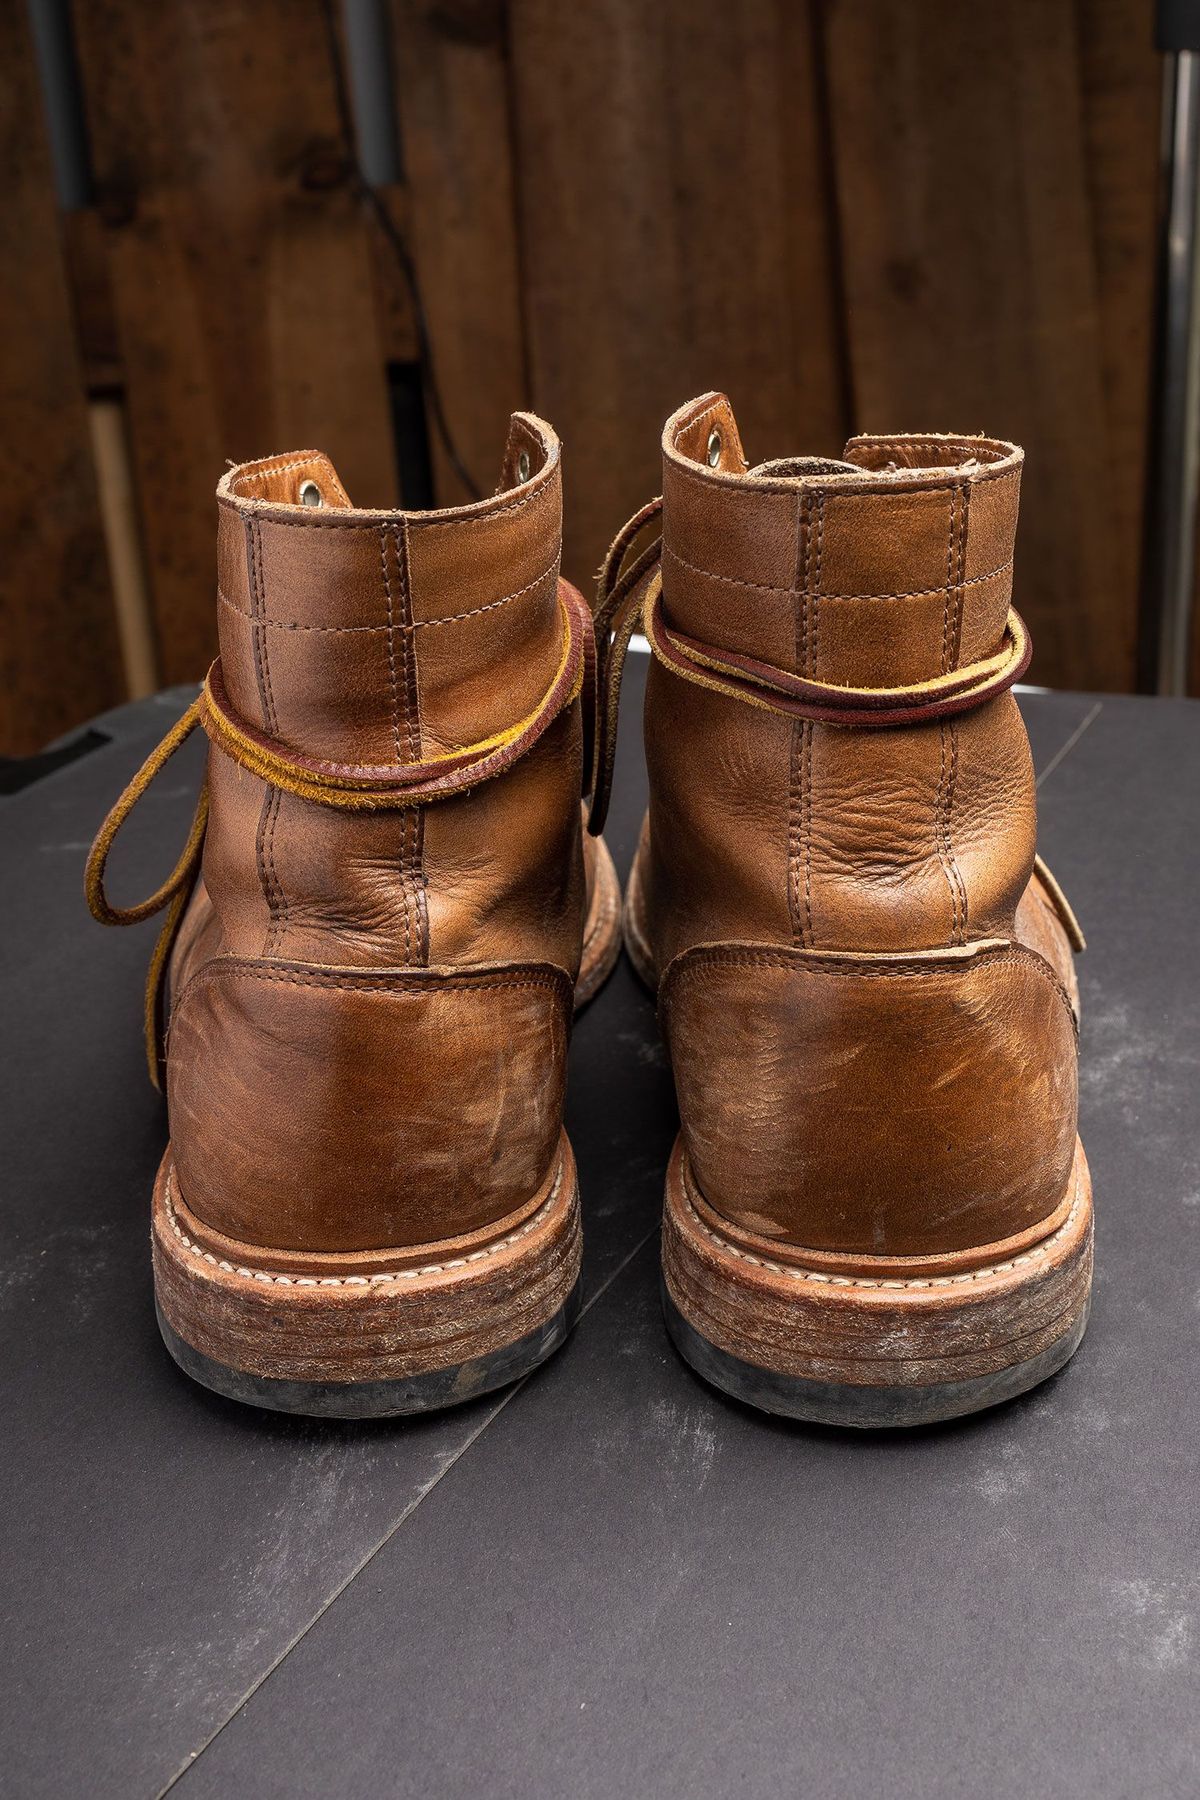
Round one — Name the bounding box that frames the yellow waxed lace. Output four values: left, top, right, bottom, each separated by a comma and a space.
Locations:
87, 585, 590, 1088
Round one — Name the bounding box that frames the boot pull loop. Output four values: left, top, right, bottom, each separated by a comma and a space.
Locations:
588, 497, 664, 836
84, 698, 211, 1089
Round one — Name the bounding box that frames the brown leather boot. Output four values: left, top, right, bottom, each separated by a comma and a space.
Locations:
87, 416, 621, 1417
592, 394, 1091, 1427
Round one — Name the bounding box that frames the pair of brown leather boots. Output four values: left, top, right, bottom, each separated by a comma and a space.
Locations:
87, 393, 1091, 1429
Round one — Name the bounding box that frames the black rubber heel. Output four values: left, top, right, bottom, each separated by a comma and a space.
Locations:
662, 1281, 1090, 1429
157, 1276, 583, 1420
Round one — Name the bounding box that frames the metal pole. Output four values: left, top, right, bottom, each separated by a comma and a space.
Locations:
1144, 4, 1200, 694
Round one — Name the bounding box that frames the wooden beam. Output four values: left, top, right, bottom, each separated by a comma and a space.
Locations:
825, 0, 1135, 691
388, 0, 527, 505
508, 0, 848, 587
73, 1, 400, 683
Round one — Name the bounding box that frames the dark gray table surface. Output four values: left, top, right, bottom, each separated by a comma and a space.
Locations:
2, 663, 1197, 1799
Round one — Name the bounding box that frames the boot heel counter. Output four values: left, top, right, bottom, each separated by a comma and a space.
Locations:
166, 959, 573, 1252
660, 941, 1078, 1257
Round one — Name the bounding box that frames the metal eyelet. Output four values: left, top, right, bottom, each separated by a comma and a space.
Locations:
517, 449, 531, 483
298, 479, 323, 507
706, 428, 722, 468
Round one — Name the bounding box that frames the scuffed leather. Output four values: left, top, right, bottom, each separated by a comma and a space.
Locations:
165, 417, 591, 1255
640, 395, 1082, 1259
660, 941, 1078, 1257
169, 959, 572, 1252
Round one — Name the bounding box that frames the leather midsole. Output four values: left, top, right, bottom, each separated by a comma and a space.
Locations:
683, 1140, 1087, 1281
152, 1136, 582, 1384
662, 1134, 1094, 1386
167, 1136, 568, 1277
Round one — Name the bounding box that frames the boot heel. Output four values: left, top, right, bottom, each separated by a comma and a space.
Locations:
151, 1136, 582, 1419
661, 1137, 1093, 1429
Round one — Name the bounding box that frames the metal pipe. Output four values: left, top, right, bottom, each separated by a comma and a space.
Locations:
1149, 51, 1200, 692
339, 0, 403, 186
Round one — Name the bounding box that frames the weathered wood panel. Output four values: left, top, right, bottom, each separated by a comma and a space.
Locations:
388, 0, 527, 505
1076, 0, 1160, 652
2, 0, 1177, 730
72, 0, 400, 684
825, 0, 1135, 692
508, 0, 849, 587
1, 4, 123, 755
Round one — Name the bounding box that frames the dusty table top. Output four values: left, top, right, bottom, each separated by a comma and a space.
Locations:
2, 664, 1197, 1799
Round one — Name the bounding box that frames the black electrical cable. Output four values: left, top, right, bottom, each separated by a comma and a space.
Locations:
319, 0, 483, 501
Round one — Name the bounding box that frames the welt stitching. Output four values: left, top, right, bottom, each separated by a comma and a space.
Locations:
244, 519, 272, 733
935, 491, 959, 940
950, 479, 970, 669
230, 453, 347, 496
940, 491, 953, 677
379, 524, 411, 961
680, 1165, 1084, 1291
393, 519, 424, 963
664, 947, 1077, 1024
665, 544, 789, 594
238, 453, 314, 482
253, 523, 279, 737
395, 523, 421, 761
787, 719, 802, 947
246, 518, 284, 952
409, 479, 553, 531
216, 557, 560, 632
662, 542, 1012, 601
220, 475, 555, 532
187, 968, 570, 1000
671, 396, 728, 451
410, 558, 558, 627
664, 459, 1005, 505
859, 440, 1020, 467
867, 441, 1000, 463
804, 494, 824, 948
787, 494, 807, 948
799, 492, 814, 947
400, 528, 429, 963
380, 525, 404, 764
164, 1162, 569, 1287
946, 481, 971, 942
819, 565, 1011, 602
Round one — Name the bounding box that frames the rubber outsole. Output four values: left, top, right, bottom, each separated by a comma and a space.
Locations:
157, 1275, 582, 1419
662, 1282, 1090, 1429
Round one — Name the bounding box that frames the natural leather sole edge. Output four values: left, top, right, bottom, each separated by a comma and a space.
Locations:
157, 1278, 582, 1419
662, 1283, 1090, 1428
661, 1136, 1094, 1427
152, 1138, 583, 1418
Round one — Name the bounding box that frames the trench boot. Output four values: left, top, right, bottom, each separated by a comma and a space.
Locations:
87, 417, 621, 1417
591, 394, 1091, 1428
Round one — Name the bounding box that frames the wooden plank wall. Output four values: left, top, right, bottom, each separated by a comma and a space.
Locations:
0, 0, 1172, 753
2, 4, 124, 755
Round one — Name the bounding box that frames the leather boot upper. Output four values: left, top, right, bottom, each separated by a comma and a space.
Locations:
629, 395, 1082, 1265
163, 417, 594, 1255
